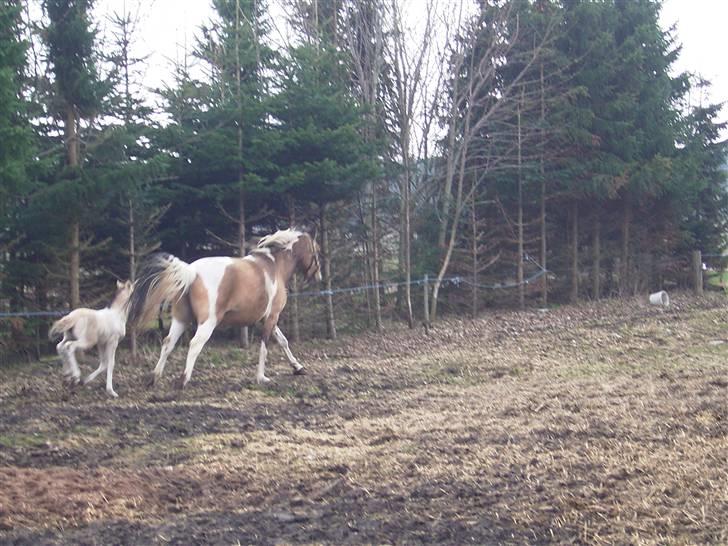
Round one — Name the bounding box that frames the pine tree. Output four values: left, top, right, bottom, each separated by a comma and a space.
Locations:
272, 44, 378, 338
43, 0, 105, 307
0, 0, 33, 318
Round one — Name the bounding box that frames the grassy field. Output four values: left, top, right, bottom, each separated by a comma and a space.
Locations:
1, 293, 727, 545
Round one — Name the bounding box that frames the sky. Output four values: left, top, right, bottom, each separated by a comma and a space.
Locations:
95, 0, 728, 131
660, 0, 728, 121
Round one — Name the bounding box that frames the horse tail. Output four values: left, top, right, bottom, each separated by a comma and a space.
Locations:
128, 253, 196, 328
49, 313, 77, 340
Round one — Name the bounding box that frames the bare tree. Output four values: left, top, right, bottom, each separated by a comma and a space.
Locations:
430, 3, 557, 319
384, 0, 438, 328
345, 0, 387, 331
108, 2, 153, 359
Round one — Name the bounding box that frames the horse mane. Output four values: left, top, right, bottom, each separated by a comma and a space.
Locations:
255, 229, 303, 253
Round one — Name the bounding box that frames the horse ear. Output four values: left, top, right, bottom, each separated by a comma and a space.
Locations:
116, 280, 123, 290
310, 224, 318, 242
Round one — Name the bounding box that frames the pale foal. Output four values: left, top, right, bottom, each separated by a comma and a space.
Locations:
49, 280, 133, 398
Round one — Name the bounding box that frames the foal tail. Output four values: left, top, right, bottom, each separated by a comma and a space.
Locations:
49, 313, 77, 340
128, 253, 197, 327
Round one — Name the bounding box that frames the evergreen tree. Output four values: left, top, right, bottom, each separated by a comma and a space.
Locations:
674, 101, 728, 253
0, 0, 33, 316
43, 0, 106, 307
0, 1, 30, 219
272, 43, 378, 338
157, 0, 275, 260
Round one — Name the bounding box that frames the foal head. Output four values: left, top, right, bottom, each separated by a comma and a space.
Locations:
111, 279, 134, 311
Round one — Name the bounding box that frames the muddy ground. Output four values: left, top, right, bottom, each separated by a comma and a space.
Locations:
0, 294, 726, 545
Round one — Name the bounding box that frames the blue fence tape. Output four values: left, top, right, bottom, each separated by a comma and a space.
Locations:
1, 256, 548, 318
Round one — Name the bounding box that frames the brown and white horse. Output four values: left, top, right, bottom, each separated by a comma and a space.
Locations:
128, 229, 321, 388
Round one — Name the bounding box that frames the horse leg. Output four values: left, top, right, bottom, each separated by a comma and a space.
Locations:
256, 317, 279, 384
64, 339, 92, 385
83, 343, 107, 386
273, 326, 305, 375
56, 336, 74, 380
149, 318, 186, 387
104, 339, 120, 398
256, 338, 270, 384
179, 319, 216, 389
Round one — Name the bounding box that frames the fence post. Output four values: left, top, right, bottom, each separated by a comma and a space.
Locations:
693, 250, 703, 296
423, 274, 430, 334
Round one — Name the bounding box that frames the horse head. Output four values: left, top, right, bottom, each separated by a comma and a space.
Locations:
256, 228, 321, 283
113, 279, 134, 309
296, 232, 322, 282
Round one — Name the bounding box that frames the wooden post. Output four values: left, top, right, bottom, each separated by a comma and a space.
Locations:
320, 204, 336, 340
423, 274, 430, 334
693, 250, 703, 295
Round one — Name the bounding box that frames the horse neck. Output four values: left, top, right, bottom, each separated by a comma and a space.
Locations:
110, 294, 130, 319
275, 252, 299, 284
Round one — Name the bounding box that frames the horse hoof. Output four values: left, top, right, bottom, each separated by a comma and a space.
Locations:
256, 375, 271, 385
176, 374, 188, 390
293, 367, 307, 376
106, 389, 119, 398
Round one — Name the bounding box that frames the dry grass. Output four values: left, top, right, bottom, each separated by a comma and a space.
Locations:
0, 292, 726, 544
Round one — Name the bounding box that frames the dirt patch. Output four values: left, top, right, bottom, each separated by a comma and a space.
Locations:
1, 293, 727, 544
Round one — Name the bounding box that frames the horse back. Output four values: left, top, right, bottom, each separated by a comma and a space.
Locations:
221, 258, 274, 326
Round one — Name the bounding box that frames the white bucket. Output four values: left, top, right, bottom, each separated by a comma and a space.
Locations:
649, 290, 670, 306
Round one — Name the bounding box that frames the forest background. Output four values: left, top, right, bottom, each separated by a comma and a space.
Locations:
1, 0, 726, 360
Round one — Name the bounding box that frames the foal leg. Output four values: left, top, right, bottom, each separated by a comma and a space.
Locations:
64, 339, 92, 385
273, 326, 305, 375
83, 345, 108, 386
149, 318, 186, 386
56, 336, 74, 381
179, 319, 216, 389
104, 339, 120, 398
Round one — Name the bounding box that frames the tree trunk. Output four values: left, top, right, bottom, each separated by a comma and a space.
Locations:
128, 199, 137, 360
592, 211, 600, 301
320, 203, 336, 340
432, 77, 473, 320
517, 93, 524, 310
400, 153, 414, 328
288, 195, 300, 342
437, 61, 461, 250
358, 195, 372, 327
66, 105, 80, 308
471, 189, 478, 318
237, 188, 249, 348
620, 197, 631, 297
570, 201, 579, 303
403, 170, 413, 328
235, 1, 250, 349
69, 221, 80, 308
539, 62, 547, 306
370, 181, 382, 331
692, 250, 703, 295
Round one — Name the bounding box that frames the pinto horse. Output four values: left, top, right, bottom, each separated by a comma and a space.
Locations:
128, 229, 321, 388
